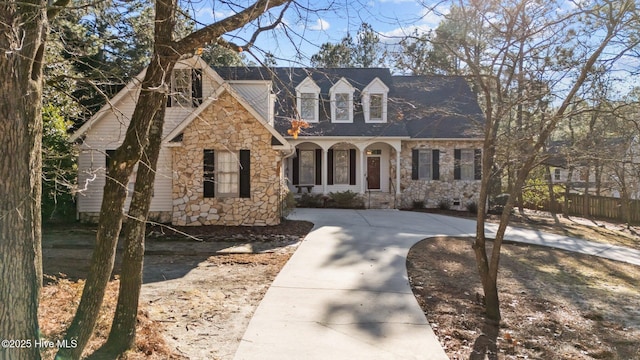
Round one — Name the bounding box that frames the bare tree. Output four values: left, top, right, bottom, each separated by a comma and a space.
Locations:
56, 1, 297, 358
427, 0, 639, 322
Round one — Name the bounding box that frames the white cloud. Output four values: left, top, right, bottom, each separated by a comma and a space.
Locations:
309, 18, 330, 31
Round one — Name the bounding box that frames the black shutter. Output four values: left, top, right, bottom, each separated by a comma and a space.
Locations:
105, 149, 116, 169
239, 150, 251, 198
315, 149, 322, 185
411, 149, 419, 180
327, 149, 334, 185
203, 149, 215, 198
192, 69, 203, 107
432, 149, 440, 180
349, 149, 356, 185
454, 149, 461, 180
474, 149, 482, 180
292, 149, 299, 185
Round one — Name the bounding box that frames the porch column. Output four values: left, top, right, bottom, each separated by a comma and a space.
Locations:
396, 147, 401, 195
322, 148, 328, 194
360, 148, 366, 194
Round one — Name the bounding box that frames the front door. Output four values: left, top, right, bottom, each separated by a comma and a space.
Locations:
367, 157, 381, 190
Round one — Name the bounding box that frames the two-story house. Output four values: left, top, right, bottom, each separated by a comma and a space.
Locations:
71, 57, 484, 226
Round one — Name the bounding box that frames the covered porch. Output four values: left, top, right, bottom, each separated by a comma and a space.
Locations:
284, 139, 402, 208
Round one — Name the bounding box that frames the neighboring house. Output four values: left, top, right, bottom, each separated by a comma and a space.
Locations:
545, 137, 640, 200
71, 57, 485, 226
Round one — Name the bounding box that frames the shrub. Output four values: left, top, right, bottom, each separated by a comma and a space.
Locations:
438, 199, 452, 210
412, 200, 425, 209
296, 193, 324, 208
281, 191, 296, 217
328, 191, 365, 209
466, 201, 478, 214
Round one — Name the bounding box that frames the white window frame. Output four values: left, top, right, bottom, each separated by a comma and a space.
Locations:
418, 149, 433, 180
299, 93, 318, 122
460, 149, 475, 180
554, 168, 561, 181
216, 151, 239, 197
171, 69, 192, 107
329, 78, 354, 123
334, 149, 350, 184
295, 77, 320, 123
299, 150, 315, 185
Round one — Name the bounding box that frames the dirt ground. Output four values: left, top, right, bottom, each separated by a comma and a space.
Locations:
40, 220, 313, 359
40, 210, 640, 359
407, 215, 640, 359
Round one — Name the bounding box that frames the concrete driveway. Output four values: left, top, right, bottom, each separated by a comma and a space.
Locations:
233, 209, 640, 360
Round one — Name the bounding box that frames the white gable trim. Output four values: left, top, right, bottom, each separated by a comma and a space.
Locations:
69, 56, 225, 143
362, 77, 390, 123
295, 76, 320, 123
162, 82, 291, 151
69, 68, 146, 142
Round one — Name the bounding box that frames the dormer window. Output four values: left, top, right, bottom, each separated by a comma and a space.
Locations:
370, 94, 383, 120
296, 77, 320, 122
334, 93, 350, 121
363, 77, 389, 123
330, 78, 354, 123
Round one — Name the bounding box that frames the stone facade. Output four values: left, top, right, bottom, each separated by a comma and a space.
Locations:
395, 140, 483, 209
171, 91, 283, 226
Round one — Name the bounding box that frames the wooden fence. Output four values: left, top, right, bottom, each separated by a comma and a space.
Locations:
534, 193, 640, 224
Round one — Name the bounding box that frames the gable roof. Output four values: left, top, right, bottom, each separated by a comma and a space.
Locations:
214, 67, 485, 139
70, 57, 290, 150
162, 82, 290, 150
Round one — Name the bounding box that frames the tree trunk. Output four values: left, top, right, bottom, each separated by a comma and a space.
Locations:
0, 2, 47, 359
563, 166, 574, 218
544, 162, 560, 224
93, 107, 166, 358
56, 56, 176, 360
582, 167, 590, 217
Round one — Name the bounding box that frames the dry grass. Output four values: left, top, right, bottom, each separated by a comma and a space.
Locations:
39, 275, 184, 359
501, 209, 640, 251
407, 237, 640, 359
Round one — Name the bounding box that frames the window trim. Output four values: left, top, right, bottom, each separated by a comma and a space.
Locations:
412, 149, 440, 181
216, 151, 239, 198
454, 148, 482, 181
298, 149, 316, 185
333, 149, 350, 185
203, 149, 250, 199
362, 78, 389, 123
329, 78, 354, 123
295, 77, 320, 123
297, 92, 319, 122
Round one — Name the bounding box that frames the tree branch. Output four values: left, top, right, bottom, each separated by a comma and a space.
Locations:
175, 0, 291, 55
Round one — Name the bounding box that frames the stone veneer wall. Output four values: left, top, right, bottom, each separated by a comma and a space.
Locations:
394, 140, 483, 209
172, 91, 283, 226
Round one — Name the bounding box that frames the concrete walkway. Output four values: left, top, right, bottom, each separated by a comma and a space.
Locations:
233, 209, 640, 360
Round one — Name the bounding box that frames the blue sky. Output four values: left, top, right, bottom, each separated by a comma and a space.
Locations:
188, 0, 448, 66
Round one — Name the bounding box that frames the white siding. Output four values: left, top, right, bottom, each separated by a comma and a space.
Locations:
229, 81, 271, 122
76, 147, 173, 213
76, 60, 221, 215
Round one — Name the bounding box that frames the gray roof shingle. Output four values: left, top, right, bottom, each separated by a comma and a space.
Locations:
214, 67, 484, 139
